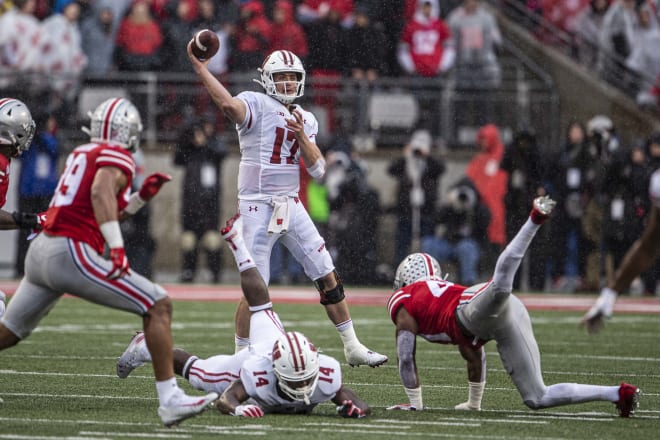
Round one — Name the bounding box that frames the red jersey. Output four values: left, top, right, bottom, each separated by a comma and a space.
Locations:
400, 17, 451, 77
0, 153, 9, 208
387, 278, 488, 348
44, 143, 134, 254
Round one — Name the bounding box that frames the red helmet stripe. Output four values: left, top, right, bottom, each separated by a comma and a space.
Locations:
0, 98, 15, 110
286, 332, 305, 372
422, 253, 435, 276
101, 98, 122, 140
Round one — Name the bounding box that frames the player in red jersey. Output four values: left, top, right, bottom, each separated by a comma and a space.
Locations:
0, 97, 40, 321
0, 97, 42, 230
387, 196, 641, 417
0, 97, 218, 427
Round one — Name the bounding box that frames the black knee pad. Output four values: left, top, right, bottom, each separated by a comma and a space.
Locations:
315, 270, 345, 305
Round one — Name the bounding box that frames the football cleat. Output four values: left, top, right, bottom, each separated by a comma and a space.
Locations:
615, 382, 640, 417
158, 390, 219, 427
530, 195, 556, 224
344, 344, 388, 368
117, 331, 147, 379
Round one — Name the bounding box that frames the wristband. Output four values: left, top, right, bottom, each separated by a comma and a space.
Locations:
123, 192, 147, 215
404, 386, 423, 409
100, 221, 124, 249
306, 158, 326, 179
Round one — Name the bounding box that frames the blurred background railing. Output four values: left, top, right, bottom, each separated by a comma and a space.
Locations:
0, 36, 560, 153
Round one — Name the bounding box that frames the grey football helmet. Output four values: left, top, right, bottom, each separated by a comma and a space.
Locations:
393, 252, 443, 290
0, 98, 36, 157
83, 98, 143, 151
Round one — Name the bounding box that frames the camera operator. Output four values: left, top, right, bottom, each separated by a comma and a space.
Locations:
421, 177, 491, 285
388, 130, 446, 267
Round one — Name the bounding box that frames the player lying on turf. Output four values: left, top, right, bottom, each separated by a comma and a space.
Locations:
116, 267, 370, 418
387, 196, 641, 417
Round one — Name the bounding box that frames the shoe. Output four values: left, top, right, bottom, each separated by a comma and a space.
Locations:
344, 344, 388, 368
158, 391, 220, 428
615, 382, 640, 417
117, 331, 147, 378
530, 195, 557, 224
158, 390, 219, 427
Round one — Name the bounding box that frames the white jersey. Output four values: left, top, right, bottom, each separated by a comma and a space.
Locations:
235, 91, 318, 200
650, 168, 660, 208
241, 353, 342, 414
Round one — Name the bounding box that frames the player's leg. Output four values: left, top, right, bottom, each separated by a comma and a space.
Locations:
496, 297, 637, 415
282, 207, 388, 367
47, 236, 217, 426
0, 233, 62, 350
457, 196, 556, 336
225, 202, 274, 351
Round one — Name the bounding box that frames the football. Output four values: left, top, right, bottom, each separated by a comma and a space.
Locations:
190, 29, 219, 61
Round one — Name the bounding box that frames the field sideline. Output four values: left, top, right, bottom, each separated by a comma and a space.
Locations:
0, 283, 658, 440
2, 280, 660, 312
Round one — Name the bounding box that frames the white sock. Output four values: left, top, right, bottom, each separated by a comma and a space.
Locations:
224, 228, 256, 272
337, 320, 361, 349
235, 335, 249, 353
156, 377, 180, 407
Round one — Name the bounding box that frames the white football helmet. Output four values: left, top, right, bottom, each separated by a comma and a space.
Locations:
393, 252, 443, 290
0, 98, 36, 157
83, 98, 143, 151
254, 50, 305, 104
272, 331, 319, 404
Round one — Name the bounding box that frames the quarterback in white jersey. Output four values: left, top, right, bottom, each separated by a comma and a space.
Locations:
582, 165, 660, 333
188, 42, 387, 368
117, 268, 371, 419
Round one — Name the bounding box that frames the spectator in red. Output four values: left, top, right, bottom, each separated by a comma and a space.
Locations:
397, 0, 454, 77
115, 0, 163, 71
297, 0, 355, 27
269, 0, 309, 61
150, 0, 197, 21
466, 124, 508, 256
230, 0, 272, 72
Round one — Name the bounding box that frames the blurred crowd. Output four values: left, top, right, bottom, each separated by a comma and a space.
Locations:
504, 0, 660, 111
0, 0, 506, 124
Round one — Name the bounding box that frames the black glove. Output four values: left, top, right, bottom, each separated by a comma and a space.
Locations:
12, 211, 40, 229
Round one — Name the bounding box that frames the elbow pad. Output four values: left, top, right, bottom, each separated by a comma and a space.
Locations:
306, 158, 326, 179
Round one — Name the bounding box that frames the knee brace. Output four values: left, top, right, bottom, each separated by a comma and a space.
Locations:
314, 270, 345, 305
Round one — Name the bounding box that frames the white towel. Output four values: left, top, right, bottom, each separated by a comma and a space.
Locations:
268, 196, 290, 234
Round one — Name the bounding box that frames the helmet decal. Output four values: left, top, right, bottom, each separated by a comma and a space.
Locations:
393, 252, 443, 290
0, 98, 36, 156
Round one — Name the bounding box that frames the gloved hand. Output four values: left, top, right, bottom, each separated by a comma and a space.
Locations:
11, 211, 42, 229
386, 403, 419, 411
336, 400, 367, 418
107, 247, 130, 279
232, 404, 264, 418
138, 172, 172, 201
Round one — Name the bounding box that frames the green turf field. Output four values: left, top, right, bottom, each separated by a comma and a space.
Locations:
0, 297, 657, 439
